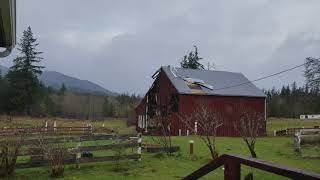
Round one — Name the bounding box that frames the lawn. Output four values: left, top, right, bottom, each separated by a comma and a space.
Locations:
1, 117, 319, 179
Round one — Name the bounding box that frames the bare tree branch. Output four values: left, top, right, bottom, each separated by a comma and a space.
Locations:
234, 106, 265, 158
180, 102, 223, 159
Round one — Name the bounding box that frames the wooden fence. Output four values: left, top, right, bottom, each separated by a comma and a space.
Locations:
182, 154, 320, 180
294, 129, 320, 153
274, 126, 320, 136
1, 134, 142, 169
0, 126, 114, 136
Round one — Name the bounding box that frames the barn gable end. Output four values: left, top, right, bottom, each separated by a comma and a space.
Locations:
135, 67, 179, 134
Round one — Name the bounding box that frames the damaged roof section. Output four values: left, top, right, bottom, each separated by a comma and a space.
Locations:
161, 66, 266, 97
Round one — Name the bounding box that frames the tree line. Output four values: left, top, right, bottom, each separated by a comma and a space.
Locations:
264, 82, 320, 118
265, 57, 320, 118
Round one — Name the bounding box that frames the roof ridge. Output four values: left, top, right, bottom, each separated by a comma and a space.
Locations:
162, 66, 242, 75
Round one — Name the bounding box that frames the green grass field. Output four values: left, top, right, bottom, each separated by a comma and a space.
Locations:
267, 117, 320, 135
1, 117, 319, 179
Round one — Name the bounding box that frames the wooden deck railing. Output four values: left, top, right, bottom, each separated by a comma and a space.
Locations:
182, 154, 320, 180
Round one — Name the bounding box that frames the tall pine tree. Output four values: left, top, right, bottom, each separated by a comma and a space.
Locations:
59, 83, 67, 95
180, 46, 205, 70
6, 26, 44, 115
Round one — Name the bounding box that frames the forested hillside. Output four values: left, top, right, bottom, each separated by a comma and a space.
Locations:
48, 90, 141, 120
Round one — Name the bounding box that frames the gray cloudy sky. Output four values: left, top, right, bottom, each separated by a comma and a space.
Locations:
1, 0, 320, 94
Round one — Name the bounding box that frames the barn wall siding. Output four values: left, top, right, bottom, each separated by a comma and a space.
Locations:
135, 97, 146, 132
178, 95, 266, 137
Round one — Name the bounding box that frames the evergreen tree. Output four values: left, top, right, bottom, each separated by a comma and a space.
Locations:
180, 46, 205, 70
291, 82, 297, 95
6, 26, 44, 115
103, 96, 115, 117
59, 83, 67, 95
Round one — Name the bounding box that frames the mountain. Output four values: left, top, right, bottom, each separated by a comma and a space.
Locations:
0, 65, 8, 76
0, 65, 115, 96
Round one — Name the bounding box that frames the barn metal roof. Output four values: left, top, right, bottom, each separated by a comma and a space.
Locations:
161, 66, 266, 97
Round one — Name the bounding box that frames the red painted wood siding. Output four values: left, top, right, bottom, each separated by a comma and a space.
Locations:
178, 95, 266, 136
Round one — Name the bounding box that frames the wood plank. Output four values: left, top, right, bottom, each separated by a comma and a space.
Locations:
183, 154, 320, 180
16, 154, 140, 169
0, 134, 139, 146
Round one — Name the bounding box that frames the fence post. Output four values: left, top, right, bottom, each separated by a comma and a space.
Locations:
179, 129, 181, 136
45, 121, 48, 133
53, 121, 57, 133
273, 130, 276, 137
137, 134, 142, 161
189, 140, 194, 156
187, 130, 189, 136
224, 159, 240, 180
294, 131, 301, 153
195, 121, 198, 134
76, 141, 81, 168
89, 124, 93, 135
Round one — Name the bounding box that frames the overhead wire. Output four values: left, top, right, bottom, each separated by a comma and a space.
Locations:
212, 62, 307, 91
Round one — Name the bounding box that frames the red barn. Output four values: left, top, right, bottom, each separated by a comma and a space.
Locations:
135, 66, 266, 136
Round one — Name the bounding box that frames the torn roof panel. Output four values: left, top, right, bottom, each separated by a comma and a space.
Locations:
161, 66, 266, 97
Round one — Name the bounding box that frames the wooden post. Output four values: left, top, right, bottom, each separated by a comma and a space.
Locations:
187, 130, 189, 136
76, 141, 81, 168
45, 121, 48, 133
195, 121, 198, 134
189, 140, 194, 155
53, 121, 57, 133
89, 124, 93, 135
294, 131, 301, 152
273, 130, 276, 137
102, 123, 105, 127
137, 134, 142, 161
179, 129, 181, 136
224, 159, 240, 180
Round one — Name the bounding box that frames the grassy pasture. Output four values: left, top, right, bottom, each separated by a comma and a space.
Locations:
267, 117, 320, 135
0, 117, 319, 179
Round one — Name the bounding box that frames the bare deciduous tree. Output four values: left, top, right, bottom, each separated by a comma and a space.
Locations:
112, 133, 128, 172
180, 104, 223, 159
234, 106, 265, 158
151, 105, 173, 156
37, 135, 68, 178
0, 132, 24, 178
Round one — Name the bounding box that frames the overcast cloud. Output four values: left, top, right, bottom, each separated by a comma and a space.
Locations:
1, 0, 320, 94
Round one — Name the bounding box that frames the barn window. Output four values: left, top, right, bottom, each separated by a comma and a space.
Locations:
169, 94, 179, 112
